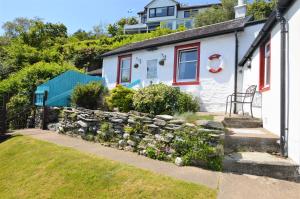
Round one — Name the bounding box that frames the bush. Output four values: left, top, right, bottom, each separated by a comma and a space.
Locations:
71, 81, 107, 109
106, 85, 135, 112
172, 128, 223, 171
133, 83, 199, 115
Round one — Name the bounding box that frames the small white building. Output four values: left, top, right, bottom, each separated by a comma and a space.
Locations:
124, 0, 220, 34
102, 0, 264, 112
102, 0, 300, 166
239, 0, 300, 164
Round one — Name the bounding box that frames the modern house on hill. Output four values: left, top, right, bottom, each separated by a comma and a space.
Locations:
124, 0, 220, 34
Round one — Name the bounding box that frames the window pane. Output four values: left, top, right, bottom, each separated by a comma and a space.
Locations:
168, 6, 175, 16
184, 11, 190, 18
156, 7, 167, 17
147, 59, 157, 79
265, 57, 271, 85
178, 61, 197, 80
180, 50, 197, 62
149, 9, 155, 17
121, 58, 131, 83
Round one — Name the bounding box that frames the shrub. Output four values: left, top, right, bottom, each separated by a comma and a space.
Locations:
6, 94, 31, 129
71, 81, 107, 109
133, 83, 199, 115
178, 92, 200, 113
106, 85, 135, 112
172, 128, 223, 171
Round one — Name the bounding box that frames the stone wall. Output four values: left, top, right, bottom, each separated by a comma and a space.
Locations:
50, 107, 225, 169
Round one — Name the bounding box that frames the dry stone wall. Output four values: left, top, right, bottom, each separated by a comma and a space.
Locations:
47, 107, 225, 169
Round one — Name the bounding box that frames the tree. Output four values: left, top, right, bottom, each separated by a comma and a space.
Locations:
194, 0, 236, 28
247, 0, 277, 20
1, 17, 42, 38
107, 17, 138, 36
72, 29, 94, 41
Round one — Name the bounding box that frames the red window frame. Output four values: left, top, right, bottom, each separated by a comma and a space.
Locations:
117, 54, 132, 85
259, 37, 271, 92
173, 42, 200, 86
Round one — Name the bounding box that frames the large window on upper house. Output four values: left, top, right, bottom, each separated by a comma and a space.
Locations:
173, 42, 200, 85
259, 38, 271, 91
149, 6, 175, 18
117, 55, 132, 84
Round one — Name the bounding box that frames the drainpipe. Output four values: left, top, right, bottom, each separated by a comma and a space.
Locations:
234, 31, 239, 114
276, 9, 288, 157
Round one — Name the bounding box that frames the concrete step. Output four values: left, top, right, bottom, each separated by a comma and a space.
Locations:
225, 128, 280, 153
223, 117, 263, 128
223, 152, 300, 181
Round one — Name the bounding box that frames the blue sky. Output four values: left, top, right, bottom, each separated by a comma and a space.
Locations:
0, 0, 220, 34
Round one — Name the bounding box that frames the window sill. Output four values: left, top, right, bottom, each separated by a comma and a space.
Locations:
259, 86, 270, 92
172, 81, 200, 86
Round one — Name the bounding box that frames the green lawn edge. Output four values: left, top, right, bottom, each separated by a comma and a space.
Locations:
0, 135, 216, 199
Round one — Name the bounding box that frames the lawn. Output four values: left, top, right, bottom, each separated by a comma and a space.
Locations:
0, 135, 216, 199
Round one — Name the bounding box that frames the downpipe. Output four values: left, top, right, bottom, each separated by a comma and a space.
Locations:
276, 9, 288, 157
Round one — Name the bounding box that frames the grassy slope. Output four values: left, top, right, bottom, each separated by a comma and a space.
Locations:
0, 135, 216, 199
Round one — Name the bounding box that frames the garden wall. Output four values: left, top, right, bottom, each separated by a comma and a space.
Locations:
45, 107, 225, 170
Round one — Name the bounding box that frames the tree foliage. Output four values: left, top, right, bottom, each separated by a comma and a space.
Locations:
247, 0, 277, 20
195, 0, 276, 28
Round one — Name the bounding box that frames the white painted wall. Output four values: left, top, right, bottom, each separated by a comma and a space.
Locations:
241, 0, 300, 164
285, 0, 300, 164
104, 33, 240, 112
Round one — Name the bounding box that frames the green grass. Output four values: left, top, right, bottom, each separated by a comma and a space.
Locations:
175, 112, 214, 124
0, 135, 216, 199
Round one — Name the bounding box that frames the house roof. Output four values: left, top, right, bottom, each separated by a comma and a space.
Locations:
145, 0, 179, 8
178, 3, 221, 10
102, 16, 252, 57
239, 0, 296, 66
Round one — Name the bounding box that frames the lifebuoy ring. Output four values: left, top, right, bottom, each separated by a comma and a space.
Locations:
207, 54, 224, 73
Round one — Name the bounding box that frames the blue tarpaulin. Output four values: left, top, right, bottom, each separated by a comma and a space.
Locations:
35, 70, 104, 107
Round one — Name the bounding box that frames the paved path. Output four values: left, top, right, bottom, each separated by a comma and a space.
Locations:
15, 129, 300, 199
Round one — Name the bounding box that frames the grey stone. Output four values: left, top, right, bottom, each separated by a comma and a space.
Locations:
169, 119, 185, 125
164, 133, 174, 143
128, 118, 136, 124
47, 123, 60, 131
147, 124, 159, 129
124, 146, 134, 152
78, 128, 86, 134
156, 115, 174, 121
118, 140, 126, 147
127, 140, 137, 147
175, 157, 184, 167
154, 119, 167, 126
110, 118, 124, 123
77, 120, 88, 128
155, 134, 163, 141
123, 133, 130, 139
185, 123, 196, 127
196, 120, 224, 130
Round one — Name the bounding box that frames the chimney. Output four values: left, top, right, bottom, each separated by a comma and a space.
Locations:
234, 0, 247, 18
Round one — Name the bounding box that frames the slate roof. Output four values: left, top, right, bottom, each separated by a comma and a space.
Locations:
178, 3, 221, 10
239, 0, 296, 66
102, 16, 252, 57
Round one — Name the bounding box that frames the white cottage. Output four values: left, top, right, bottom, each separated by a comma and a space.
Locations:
239, 0, 300, 164
102, 1, 264, 112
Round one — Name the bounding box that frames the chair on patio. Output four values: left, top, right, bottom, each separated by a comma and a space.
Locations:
225, 85, 257, 118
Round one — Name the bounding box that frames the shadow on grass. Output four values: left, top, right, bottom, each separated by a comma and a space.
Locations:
0, 134, 21, 144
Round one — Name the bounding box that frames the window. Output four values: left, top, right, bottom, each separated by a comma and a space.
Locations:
184, 10, 198, 18
147, 59, 158, 79
184, 11, 190, 18
117, 55, 132, 84
149, 6, 175, 18
173, 42, 200, 85
259, 39, 271, 91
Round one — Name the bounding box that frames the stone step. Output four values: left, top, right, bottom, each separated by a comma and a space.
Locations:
223, 152, 300, 181
225, 128, 280, 153
223, 117, 263, 128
